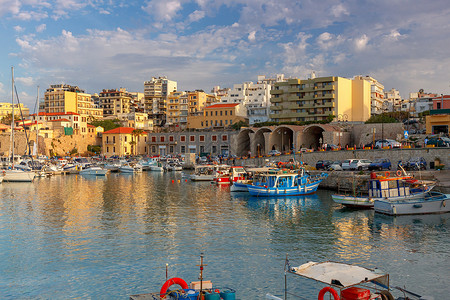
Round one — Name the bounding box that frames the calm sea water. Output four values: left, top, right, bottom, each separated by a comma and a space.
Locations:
0, 172, 448, 299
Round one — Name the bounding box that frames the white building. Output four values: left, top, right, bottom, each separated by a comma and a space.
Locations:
356, 76, 385, 115
218, 75, 283, 124
384, 88, 402, 112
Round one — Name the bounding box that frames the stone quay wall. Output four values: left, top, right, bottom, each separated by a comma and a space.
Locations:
235, 148, 450, 169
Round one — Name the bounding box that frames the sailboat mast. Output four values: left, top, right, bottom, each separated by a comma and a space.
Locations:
11, 67, 15, 166
36, 86, 40, 157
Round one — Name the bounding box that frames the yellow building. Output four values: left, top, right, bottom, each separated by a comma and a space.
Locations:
0, 102, 30, 121
102, 127, 148, 157
270, 76, 371, 123
187, 103, 247, 129
99, 88, 132, 117
43, 84, 103, 119
167, 91, 186, 126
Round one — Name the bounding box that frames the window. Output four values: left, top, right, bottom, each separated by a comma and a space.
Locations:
152, 136, 156, 142
107, 147, 109, 152
230, 110, 233, 115
212, 145, 216, 153
124, 147, 127, 153
205, 111, 208, 116
160, 136, 165, 142
201, 121, 203, 127
206, 121, 208, 126
225, 120, 228, 125
200, 135, 205, 142
169, 145, 174, 153
215, 111, 218, 116
181, 135, 186, 142
169, 135, 174, 142
220, 111, 222, 116
212, 135, 217, 141
152, 146, 156, 153
181, 145, 186, 153
225, 111, 227, 116
113, 136, 116, 143
124, 136, 127, 142
190, 135, 195, 142
113, 147, 115, 152
222, 135, 228, 141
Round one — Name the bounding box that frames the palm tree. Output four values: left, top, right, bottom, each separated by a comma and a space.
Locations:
131, 129, 145, 155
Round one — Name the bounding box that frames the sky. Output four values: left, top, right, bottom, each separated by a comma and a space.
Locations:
1, 0, 450, 112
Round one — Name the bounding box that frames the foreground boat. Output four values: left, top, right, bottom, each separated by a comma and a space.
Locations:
247, 169, 328, 197
375, 191, 450, 216
3, 169, 35, 182
332, 173, 434, 208
266, 258, 427, 300
79, 166, 108, 176
129, 255, 235, 300
190, 165, 217, 181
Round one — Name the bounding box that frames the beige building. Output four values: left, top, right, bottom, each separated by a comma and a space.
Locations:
270, 76, 371, 123
356, 76, 385, 115
0, 102, 30, 121
143, 76, 177, 126
43, 84, 103, 120
187, 103, 247, 129
99, 88, 132, 117
115, 112, 154, 131
102, 127, 148, 157
30, 112, 89, 135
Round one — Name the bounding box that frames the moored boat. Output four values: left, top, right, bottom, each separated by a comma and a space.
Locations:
3, 169, 35, 182
247, 168, 328, 197
79, 166, 108, 176
332, 172, 434, 208
129, 255, 236, 300
374, 191, 450, 216
190, 165, 217, 181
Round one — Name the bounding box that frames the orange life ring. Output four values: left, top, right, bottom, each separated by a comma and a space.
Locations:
385, 171, 390, 178
318, 286, 340, 300
160, 277, 188, 296
396, 170, 402, 176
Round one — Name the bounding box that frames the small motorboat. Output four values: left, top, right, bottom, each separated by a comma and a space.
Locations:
129, 255, 236, 300
79, 166, 108, 176
266, 257, 430, 300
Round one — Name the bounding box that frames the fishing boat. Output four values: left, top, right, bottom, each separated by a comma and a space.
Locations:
213, 165, 232, 185
332, 172, 434, 208
129, 255, 236, 300
374, 191, 450, 216
119, 163, 143, 173
229, 167, 272, 192
190, 165, 217, 181
266, 257, 427, 300
79, 166, 108, 176
247, 169, 328, 197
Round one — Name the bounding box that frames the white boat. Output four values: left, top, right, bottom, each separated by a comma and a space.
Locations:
3, 169, 35, 182
103, 160, 121, 172
374, 191, 450, 215
332, 174, 434, 208
166, 163, 183, 171
79, 166, 108, 176
119, 163, 143, 173
190, 165, 217, 181
149, 162, 165, 172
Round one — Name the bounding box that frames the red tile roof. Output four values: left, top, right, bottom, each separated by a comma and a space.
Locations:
103, 127, 135, 134
30, 112, 79, 116
205, 103, 239, 109
49, 118, 71, 122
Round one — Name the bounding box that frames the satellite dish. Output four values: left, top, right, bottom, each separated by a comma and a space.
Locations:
419, 88, 424, 93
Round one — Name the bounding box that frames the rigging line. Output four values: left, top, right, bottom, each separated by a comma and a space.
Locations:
14, 84, 32, 156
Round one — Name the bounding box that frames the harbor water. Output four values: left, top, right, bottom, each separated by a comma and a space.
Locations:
0, 172, 449, 299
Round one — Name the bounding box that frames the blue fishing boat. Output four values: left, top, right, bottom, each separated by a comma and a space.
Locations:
247, 169, 328, 197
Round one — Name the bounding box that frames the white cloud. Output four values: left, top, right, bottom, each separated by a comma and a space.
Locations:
248, 31, 256, 42
188, 10, 205, 22
330, 4, 349, 18
36, 24, 46, 33
354, 34, 369, 51
15, 10, 48, 21
14, 25, 25, 32
142, 0, 183, 21
16, 77, 34, 86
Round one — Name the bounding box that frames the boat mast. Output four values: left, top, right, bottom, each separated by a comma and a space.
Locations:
35, 86, 39, 157
11, 67, 15, 167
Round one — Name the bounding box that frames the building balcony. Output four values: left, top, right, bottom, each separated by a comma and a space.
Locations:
270, 89, 283, 95
270, 105, 282, 111
288, 88, 301, 93
270, 97, 282, 103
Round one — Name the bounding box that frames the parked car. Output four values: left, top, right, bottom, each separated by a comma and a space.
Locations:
426, 137, 450, 147
315, 160, 333, 170
327, 161, 343, 171
375, 139, 401, 149
341, 159, 358, 171
363, 140, 380, 148
268, 150, 281, 156
325, 144, 340, 151
368, 158, 392, 171
349, 159, 372, 171
401, 157, 427, 170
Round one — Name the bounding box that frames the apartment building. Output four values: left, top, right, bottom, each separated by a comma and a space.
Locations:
355, 76, 385, 115
102, 127, 148, 157
43, 84, 103, 120
0, 102, 30, 121
30, 112, 88, 135
269, 76, 371, 123
143, 76, 177, 126
187, 103, 247, 129
384, 88, 402, 112
99, 88, 132, 117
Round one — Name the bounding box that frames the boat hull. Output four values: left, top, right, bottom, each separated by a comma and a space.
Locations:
190, 174, 216, 181
248, 181, 321, 197
375, 193, 450, 215
230, 182, 249, 192
3, 170, 35, 182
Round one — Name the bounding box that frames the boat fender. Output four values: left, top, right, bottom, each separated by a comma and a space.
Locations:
385, 171, 390, 178
160, 277, 188, 296
396, 170, 402, 176
375, 290, 395, 300
318, 286, 340, 300
443, 200, 446, 207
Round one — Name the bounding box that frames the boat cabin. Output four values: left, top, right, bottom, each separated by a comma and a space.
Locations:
369, 176, 415, 199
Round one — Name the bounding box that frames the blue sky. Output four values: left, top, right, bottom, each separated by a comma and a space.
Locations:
1, 0, 450, 111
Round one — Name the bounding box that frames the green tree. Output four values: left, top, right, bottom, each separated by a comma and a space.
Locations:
131, 129, 145, 155
88, 119, 121, 131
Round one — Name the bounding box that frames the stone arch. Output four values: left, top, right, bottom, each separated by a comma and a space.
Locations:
254, 127, 272, 155
271, 126, 295, 152
302, 124, 337, 150
236, 128, 255, 157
